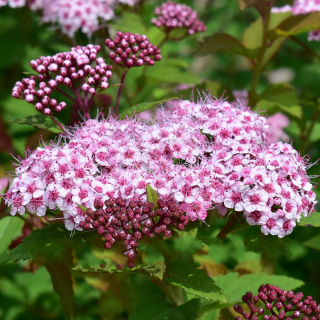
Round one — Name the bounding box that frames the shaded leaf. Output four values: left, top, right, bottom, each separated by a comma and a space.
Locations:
214, 272, 304, 304
298, 212, 320, 227
8, 114, 63, 134
165, 256, 225, 302
174, 221, 199, 237
195, 34, 258, 58
119, 98, 178, 119
271, 12, 320, 38
0, 217, 24, 257
303, 234, 320, 250
45, 250, 75, 320
73, 261, 166, 281
173, 236, 202, 254
129, 296, 201, 320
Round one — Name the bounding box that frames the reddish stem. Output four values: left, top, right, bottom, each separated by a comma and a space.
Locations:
114, 69, 128, 116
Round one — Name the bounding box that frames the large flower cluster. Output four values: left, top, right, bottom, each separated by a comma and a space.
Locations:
4, 97, 317, 238
151, 1, 206, 35
272, 0, 320, 41
12, 45, 112, 115
1, 0, 139, 37
81, 197, 189, 266
234, 284, 320, 319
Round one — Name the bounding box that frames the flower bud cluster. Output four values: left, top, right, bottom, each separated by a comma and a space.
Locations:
105, 32, 161, 68
12, 45, 112, 115
272, 1, 320, 41
234, 284, 320, 320
151, 1, 206, 35
80, 197, 189, 266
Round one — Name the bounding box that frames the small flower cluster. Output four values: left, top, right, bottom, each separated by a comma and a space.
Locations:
152, 1, 206, 35
234, 284, 320, 320
12, 45, 112, 115
4, 96, 317, 237
1, 0, 139, 37
266, 113, 289, 145
105, 32, 161, 68
272, 0, 320, 41
0, 0, 25, 7
80, 197, 189, 266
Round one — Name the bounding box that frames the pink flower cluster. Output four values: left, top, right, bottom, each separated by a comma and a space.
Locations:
272, 0, 320, 41
151, 1, 206, 35
1, 0, 139, 37
12, 45, 112, 115
266, 113, 289, 145
4, 97, 317, 238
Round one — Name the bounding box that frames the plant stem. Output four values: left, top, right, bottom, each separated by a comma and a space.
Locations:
54, 87, 77, 103
216, 212, 241, 240
171, 285, 184, 306
114, 69, 128, 115
300, 109, 320, 155
157, 281, 180, 306
249, 8, 271, 106
50, 115, 69, 135
290, 36, 320, 61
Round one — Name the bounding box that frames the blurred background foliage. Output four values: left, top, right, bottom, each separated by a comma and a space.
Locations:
1, 0, 320, 319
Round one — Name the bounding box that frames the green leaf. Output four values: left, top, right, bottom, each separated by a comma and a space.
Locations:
73, 261, 166, 281
195, 34, 258, 58
45, 250, 75, 320
298, 212, 320, 227
255, 84, 302, 118
303, 234, 320, 250
165, 256, 225, 302
119, 98, 178, 120
0, 224, 95, 265
214, 272, 304, 304
174, 221, 199, 238
129, 296, 201, 320
109, 12, 146, 35
147, 67, 199, 84
8, 114, 63, 134
141, 245, 165, 264
271, 12, 320, 38
173, 236, 202, 254
237, 0, 259, 10
146, 184, 159, 212
0, 217, 24, 257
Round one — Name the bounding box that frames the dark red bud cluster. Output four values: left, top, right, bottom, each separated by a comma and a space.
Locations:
234, 284, 320, 320
105, 31, 162, 68
79, 197, 189, 268
12, 44, 112, 115
151, 1, 207, 35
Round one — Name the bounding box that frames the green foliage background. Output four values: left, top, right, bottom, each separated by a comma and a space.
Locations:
0, 0, 320, 319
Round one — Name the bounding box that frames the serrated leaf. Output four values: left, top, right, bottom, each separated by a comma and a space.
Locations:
129, 296, 201, 320
303, 234, 320, 250
214, 272, 304, 304
195, 34, 258, 58
73, 261, 166, 280
8, 114, 63, 134
165, 256, 225, 302
270, 12, 320, 38
298, 212, 320, 227
0, 224, 95, 264
0, 217, 24, 257
174, 221, 199, 237
119, 98, 178, 119
45, 249, 75, 320
146, 184, 159, 212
